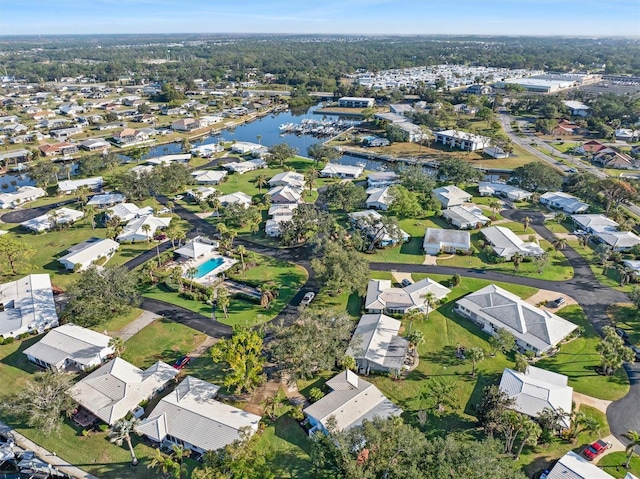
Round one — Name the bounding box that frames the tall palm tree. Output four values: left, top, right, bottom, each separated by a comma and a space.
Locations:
553, 238, 567, 257
255, 173, 268, 194
522, 216, 532, 232
487, 198, 501, 220
512, 252, 524, 273
47, 210, 60, 231
148, 448, 178, 478
467, 347, 485, 377
421, 292, 438, 320
236, 245, 247, 277
403, 309, 425, 333
186, 267, 198, 292
405, 330, 425, 358
108, 418, 140, 466
256, 134, 262, 145
625, 430, 640, 468
83, 204, 96, 229
141, 223, 152, 243
75, 185, 91, 205
108, 336, 125, 358
216, 287, 230, 318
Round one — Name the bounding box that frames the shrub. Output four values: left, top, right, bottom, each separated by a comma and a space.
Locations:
98, 424, 109, 432
309, 387, 325, 403
180, 291, 200, 301
0, 337, 4, 345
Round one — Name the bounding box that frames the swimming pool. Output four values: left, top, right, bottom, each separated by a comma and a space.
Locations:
194, 257, 224, 278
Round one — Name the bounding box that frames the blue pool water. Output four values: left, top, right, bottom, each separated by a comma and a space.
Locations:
194, 257, 224, 278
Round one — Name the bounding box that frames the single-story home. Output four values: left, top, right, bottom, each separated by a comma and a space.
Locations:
230, 142, 266, 155
136, 376, 261, 454
268, 171, 305, 189
175, 236, 218, 260
106, 203, 154, 223
552, 120, 583, 136
593, 149, 635, 169
540, 192, 589, 214
58, 177, 103, 195
481, 225, 545, 260
367, 171, 399, 188
21, 207, 84, 233
223, 158, 267, 175
218, 191, 252, 208
24, 324, 113, 372
348, 210, 410, 247
59, 237, 120, 271
191, 169, 227, 185
484, 146, 509, 159
0, 274, 58, 340
442, 205, 490, 229
187, 186, 218, 201
544, 451, 616, 479
86, 193, 126, 208
145, 154, 191, 167
455, 284, 578, 355
577, 140, 607, 155
423, 228, 471, 255
563, 100, 590, 117
615, 129, 640, 142
571, 214, 619, 234
302, 370, 402, 435
478, 182, 532, 202
345, 313, 409, 374
320, 163, 364, 179
365, 278, 451, 314
190, 143, 224, 158
433, 185, 472, 208
80, 138, 111, 152
365, 186, 393, 211
116, 215, 172, 242
69, 357, 178, 425
0, 186, 45, 209
596, 230, 640, 252
268, 185, 303, 204
499, 366, 573, 428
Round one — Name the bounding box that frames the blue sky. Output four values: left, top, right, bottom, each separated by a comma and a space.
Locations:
1, 0, 639, 36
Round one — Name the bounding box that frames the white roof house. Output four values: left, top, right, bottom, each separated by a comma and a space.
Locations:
0, 274, 58, 339
146, 154, 191, 166
58, 177, 103, 195
23, 324, 113, 372
59, 237, 119, 271
106, 203, 154, 223
365, 278, 451, 314
478, 182, 532, 202
563, 100, 591, 117
186, 186, 217, 201
366, 186, 394, 211
21, 207, 84, 233
435, 130, 491, 151
268, 185, 303, 204
0, 186, 45, 209
136, 376, 261, 454
230, 141, 266, 155
116, 215, 171, 243
348, 210, 410, 247
481, 225, 545, 260
571, 214, 619, 234
191, 169, 227, 185
367, 171, 399, 188
597, 231, 640, 252
455, 284, 578, 355
423, 228, 471, 255
268, 171, 305, 189
345, 314, 408, 374
86, 193, 126, 208
433, 185, 473, 208
69, 357, 178, 425
540, 192, 589, 214
545, 451, 615, 479
303, 370, 402, 435
175, 236, 218, 260
442, 205, 490, 229
320, 163, 364, 179
218, 191, 252, 208
499, 366, 573, 428
223, 158, 267, 175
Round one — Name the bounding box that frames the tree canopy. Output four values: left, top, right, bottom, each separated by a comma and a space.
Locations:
509, 162, 563, 192
311, 240, 370, 296
210, 326, 265, 394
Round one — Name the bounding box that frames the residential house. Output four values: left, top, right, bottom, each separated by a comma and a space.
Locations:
540, 192, 589, 214
466, 85, 494, 95
0, 186, 45, 209
338, 97, 375, 108
268, 185, 303, 204
484, 146, 509, 159
0, 149, 31, 165
576, 140, 607, 155
596, 230, 640, 252
69, 357, 178, 425
367, 171, 399, 188
0, 274, 58, 340
21, 208, 84, 233
455, 284, 578, 355
1, 123, 28, 135
171, 118, 201, 132
265, 204, 298, 237
116, 215, 171, 242
191, 169, 227, 185
268, 171, 305, 189
365, 186, 393, 211
86, 193, 126, 208
58, 177, 103, 195
217, 192, 252, 208
348, 210, 410, 247
615, 129, 640, 142
223, 158, 267, 175
593, 149, 635, 169
345, 314, 409, 374
320, 163, 364, 179
499, 367, 573, 428
302, 370, 402, 435
49, 126, 83, 140
230, 142, 266, 155
38, 142, 79, 157
433, 185, 473, 208
58, 238, 120, 271
80, 138, 111, 152
174, 236, 218, 260
434, 130, 491, 151
552, 120, 582, 136
571, 214, 618, 234
423, 228, 471, 255
481, 226, 544, 260
146, 154, 191, 166
106, 203, 154, 223
478, 182, 532, 202
137, 376, 260, 454
365, 278, 451, 315
544, 451, 616, 479
113, 128, 148, 145
190, 143, 224, 158
442, 205, 490, 229
563, 100, 591, 117
23, 324, 113, 372
186, 186, 217, 202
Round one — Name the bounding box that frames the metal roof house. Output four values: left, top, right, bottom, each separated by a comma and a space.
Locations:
58, 237, 120, 271
320, 163, 364, 179
174, 236, 218, 260
348, 210, 410, 247
481, 225, 545, 260
499, 366, 573, 428
23, 324, 113, 372
0, 186, 45, 209
345, 313, 408, 374
116, 215, 171, 243
540, 192, 589, 214
86, 193, 126, 208
0, 274, 58, 339
442, 205, 490, 229
478, 182, 532, 202
21, 207, 84, 233
57, 177, 103, 195
455, 284, 578, 355
69, 357, 178, 425
136, 376, 261, 455
544, 451, 615, 479
106, 203, 154, 223
433, 185, 472, 208
302, 370, 402, 435
191, 169, 227, 185
423, 228, 471, 255
365, 278, 451, 315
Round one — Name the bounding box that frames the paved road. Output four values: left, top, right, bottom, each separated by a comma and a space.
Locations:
141, 297, 232, 338
0, 197, 78, 223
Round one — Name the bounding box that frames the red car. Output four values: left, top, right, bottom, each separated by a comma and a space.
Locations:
173, 356, 191, 370
583, 439, 612, 461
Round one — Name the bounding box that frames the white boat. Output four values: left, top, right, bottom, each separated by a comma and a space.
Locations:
356, 161, 366, 168
376, 165, 387, 171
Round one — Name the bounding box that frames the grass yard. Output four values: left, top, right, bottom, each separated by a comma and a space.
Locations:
608, 303, 640, 346
598, 452, 640, 478
92, 307, 144, 335
537, 305, 629, 401
569, 240, 632, 293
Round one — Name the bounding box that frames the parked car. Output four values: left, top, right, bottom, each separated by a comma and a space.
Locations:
568, 168, 578, 173
615, 328, 629, 340
300, 292, 315, 306
173, 356, 191, 370
549, 297, 565, 308
583, 439, 612, 461
401, 279, 413, 287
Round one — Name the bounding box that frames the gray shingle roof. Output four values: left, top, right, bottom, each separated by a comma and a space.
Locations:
345, 314, 408, 371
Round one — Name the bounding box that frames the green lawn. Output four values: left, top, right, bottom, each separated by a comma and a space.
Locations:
598, 452, 640, 478
537, 305, 629, 401
121, 318, 207, 369
92, 307, 144, 335
569, 240, 632, 293
608, 303, 640, 346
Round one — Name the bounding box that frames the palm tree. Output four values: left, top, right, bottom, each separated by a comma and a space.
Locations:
83, 204, 96, 229
403, 309, 425, 333
75, 185, 91, 205
256, 134, 262, 145
405, 330, 425, 358
148, 448, 178, 479
488, 198, 501, 220
522, 216, 532, 232
512, 252, 524, 273
553, 238, 567, 257
304, 168, 319, 197
166, 200, 174, 214
340, 355, 357, 371
141, 223, 152, 243
109, 336, 125, 358
47, 210, 60, 231
467, 347, 485, 377
625, 430, 640, 469
108, 418, 140, 466
555, 212, 567, 224
216, 287, 230, 318
421, 292, 438, 320
236, 245, 247, 277
186, 267, 198, 292
255, 173, 268, 194
262, 388, 286, 421
514, 419, 542, 460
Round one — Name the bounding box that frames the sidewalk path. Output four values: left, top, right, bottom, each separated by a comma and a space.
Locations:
0, 421, 99, 479
113, 309, 158, 341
